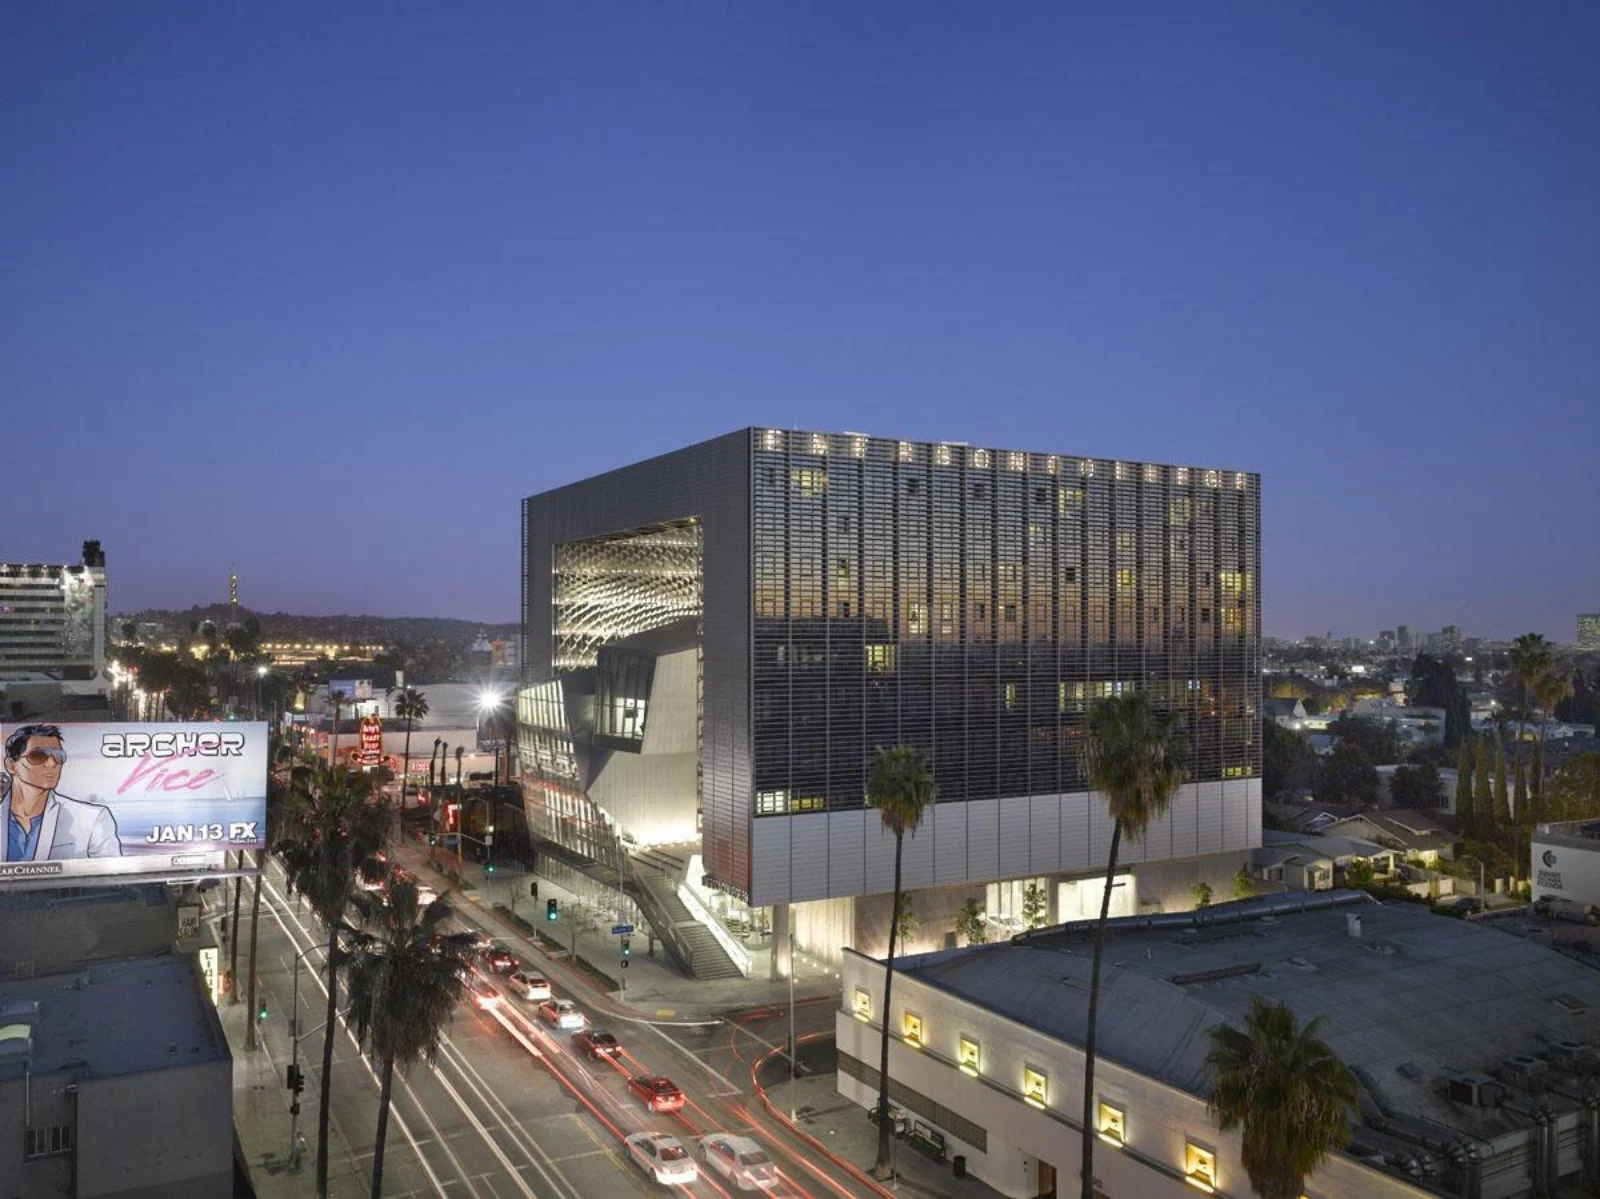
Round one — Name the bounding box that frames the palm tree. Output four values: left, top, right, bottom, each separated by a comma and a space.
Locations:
454, 744, 465, 787
343, 876, 474, 1199
1531, 663, 1574, 825
392, 687, 429, 816
275, 766, 391, 1199
1078, 691, 1185, 1199
865, 745, 937, 1181
1204, 995, 1359, 1199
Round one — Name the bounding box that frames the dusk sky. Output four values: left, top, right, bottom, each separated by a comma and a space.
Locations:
3, 4, 1596, 640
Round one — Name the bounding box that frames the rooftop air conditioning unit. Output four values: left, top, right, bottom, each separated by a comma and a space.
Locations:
1500, 1055, 1550, 1093
1447, 1073, 1506, 1108
1549, 1041, 1599, 1075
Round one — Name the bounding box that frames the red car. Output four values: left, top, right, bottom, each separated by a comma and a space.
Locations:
571, 1029, 621, 1060
480, 945, 518, 974
627, 1074, 685, 1113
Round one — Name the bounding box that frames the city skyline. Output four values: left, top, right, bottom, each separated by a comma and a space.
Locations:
3, 4, 1596, 640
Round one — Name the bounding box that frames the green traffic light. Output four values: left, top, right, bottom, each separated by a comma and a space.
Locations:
257, 1002, 268, 1022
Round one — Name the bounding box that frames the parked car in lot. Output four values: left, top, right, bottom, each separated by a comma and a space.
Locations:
479, 944, 518, 974
624, 1132, 698, 1186
699, 1133, 777, 1190
571, 1029, 621, 1060
627, 1074, 685, 1113
538, 999, 586, 1030
457, 970, 500, 1010
507, 970, 552, 1001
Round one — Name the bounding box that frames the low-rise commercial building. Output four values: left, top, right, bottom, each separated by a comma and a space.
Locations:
839, 892, 1600, 1198
0, 955, 232, 1198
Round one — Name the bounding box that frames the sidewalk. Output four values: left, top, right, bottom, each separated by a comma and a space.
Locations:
762, 1057, 1008, 1199
389, 837, 844, 1022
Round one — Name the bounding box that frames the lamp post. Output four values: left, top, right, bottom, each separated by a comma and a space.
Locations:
287, 941, 325, 1172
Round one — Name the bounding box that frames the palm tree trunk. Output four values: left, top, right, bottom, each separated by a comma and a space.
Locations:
1080, 820, 1123, 1199
399, 717, 413, 819
1512, 687, 1528, 824
244, 852, 264, 1051
316, 917, 340, 1199
228, 852, 244, 1003
370, 1050, 396, 1199
873, 831, 905, 1180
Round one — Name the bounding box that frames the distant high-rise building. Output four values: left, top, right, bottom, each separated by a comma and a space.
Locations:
0, 540, 108, 681
1580, 614, 1600, 651
1441, 625, 1463, 653
1397, 625, 1412, 651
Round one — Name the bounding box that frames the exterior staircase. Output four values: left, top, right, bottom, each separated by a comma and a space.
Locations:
625, 855, 745, 981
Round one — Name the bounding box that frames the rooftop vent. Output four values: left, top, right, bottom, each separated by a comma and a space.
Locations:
1548, 1041, 1599, 1075
1553, 993, 1588, 1016
1169, 963, 1262, 987
1347, 913, 1363, 939
1500, 1055, 1550, 1093
1286, 956, 1318, 973
1447, 1074, 1506, 1108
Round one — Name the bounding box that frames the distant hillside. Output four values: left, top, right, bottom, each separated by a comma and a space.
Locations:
114, 605, 517, 644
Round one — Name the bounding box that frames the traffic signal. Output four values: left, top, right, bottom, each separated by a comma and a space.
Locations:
530, 881, 539, 899
485, 862, 495, 874
546, 897, 559, 923
620, 937, 631, 957
257, 1000, 269, 1023
286, 1064, 305, 1094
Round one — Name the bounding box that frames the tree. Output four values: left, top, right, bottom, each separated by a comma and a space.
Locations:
1191, 881, 1214, 908
1327, 714, 1403, 764
865, 746, 936, 1181
1233, 865, 1257, 900
343, 877, 474, 1199
1389, 761, 1442, 810
1263, 721, 1317, 800
955, 896, 988, 944
245, 749, 290, 1052
1022, 881, 1049, 929
1455, 741, 1474, 837
1344, 858, 1376, 888
1532, 664, 1574, 824
1509, 634, 1553, 820
1318, 742, 1379, 806
275, 767, 391, 1199
1548, 753, 1600, 822
393, 687, 429, 815
1492, 738, 1508, 828
1078, 693, 1186, 1199
1204, 995, 1359, 1199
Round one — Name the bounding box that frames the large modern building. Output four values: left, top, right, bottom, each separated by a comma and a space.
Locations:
838, 892, 1600, 1199
1579, 614, 1600, 652
519, 428, 1261, 972
0, 541, 108, 682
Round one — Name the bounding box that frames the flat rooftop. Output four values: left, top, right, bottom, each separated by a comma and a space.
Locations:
0, 955, 228, 1079
902, 892, 1600, 1141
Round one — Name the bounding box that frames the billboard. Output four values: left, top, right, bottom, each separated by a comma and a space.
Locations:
329, 679, 373, 701
359, 716, 383, 766
0, 721, 269, 889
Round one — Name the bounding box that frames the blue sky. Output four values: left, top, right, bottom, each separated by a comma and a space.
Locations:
3, 3, 1596, 639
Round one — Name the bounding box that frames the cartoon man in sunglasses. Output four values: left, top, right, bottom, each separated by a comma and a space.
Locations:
1, 724, 123, 862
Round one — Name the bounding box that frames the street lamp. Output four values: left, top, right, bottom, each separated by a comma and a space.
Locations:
287, 941, 327, 1172
476, 686, 510, 787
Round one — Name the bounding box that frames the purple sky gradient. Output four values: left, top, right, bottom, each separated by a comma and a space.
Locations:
3, 4, 1596, 640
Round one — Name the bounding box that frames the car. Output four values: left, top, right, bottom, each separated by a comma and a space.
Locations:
538, 999, 585, 1030
480, 945, 518, 974
627, 1074, 685, 1114
571, 1029, 621, 1060
507, 970, 552, 1001
699, 1133, 777, 1191
624, 1132, 698, 1186
457, 970, 500, 1010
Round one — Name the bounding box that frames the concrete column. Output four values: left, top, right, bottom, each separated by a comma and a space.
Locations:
771, 902, 792, 981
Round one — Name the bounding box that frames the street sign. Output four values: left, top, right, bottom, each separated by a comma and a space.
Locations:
611, 923, 635, 935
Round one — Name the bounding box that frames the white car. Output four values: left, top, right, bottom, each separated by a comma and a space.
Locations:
538, 998, 585, 1030
625, 1132, 698, 1186
507, 970, 552, 1001
699, 1133, 777, 1190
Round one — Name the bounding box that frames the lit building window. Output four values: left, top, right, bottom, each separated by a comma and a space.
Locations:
762, 429, 783, 451
1114, 461, 1128, 481
1204, 469, 1221, 489
1144, 463, 1159, 483
1176, 466, 1189, 485
791, 468, 827, 496
810, 433, 828, 456
902, 1011, 924, 1046
867, 644, 898, 673
852, 988, 873, 1022
792, 795, 825, 813
1046, 455, 1059, 475
935, 444, 952, 466
1185, 1142, 1217, 1192
1022, 1066, 1048, 1109
899, 440, 916, 463
1004, 682, 1018, 710
958, 1036, 980, 1076
1008, 451, 1025, 472
851, 436, 867, 459
1079, 458, 1095, 477
756, 790, 789, 814
1098, 1102, 1125, 1146
972, 448, 990, 469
